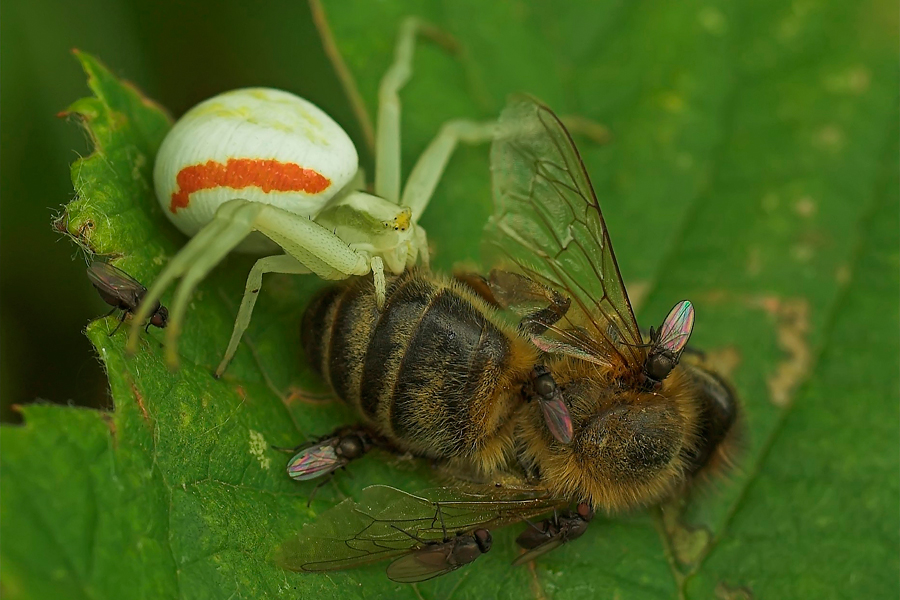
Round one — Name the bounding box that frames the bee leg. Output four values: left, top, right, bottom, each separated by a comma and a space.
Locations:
485, 270, 571, 335
453, 272, 501, 306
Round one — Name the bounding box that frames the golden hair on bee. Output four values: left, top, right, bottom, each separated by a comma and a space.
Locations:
280, 96, 742, 581
302, 269, 541, 478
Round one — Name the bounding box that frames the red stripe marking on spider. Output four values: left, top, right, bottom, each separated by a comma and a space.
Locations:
169, 158, 331, 213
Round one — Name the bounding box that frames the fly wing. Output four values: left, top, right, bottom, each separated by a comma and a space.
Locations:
273, 484, 564, 573
286, 442, 342, 481
484, 95, 644, 370
385, 545, 459, 583
511, 537, 566, 566
539, 396, 573, 444
654, 300, 695, 355
87, 262, 146, 306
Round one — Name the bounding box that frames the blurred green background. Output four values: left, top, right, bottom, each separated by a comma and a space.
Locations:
0, 0, 364, 421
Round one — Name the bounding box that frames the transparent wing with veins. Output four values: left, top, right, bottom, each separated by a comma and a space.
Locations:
286, 442, 342, 481
654, 299, 694, 355
484, 95, 643, 369
87, 262, 146, 307
273, 484, 565, 573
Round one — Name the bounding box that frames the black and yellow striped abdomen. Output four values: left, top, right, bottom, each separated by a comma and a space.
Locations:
301, 270, 538, 469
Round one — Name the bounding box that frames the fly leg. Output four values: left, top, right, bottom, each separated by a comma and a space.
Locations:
109, 310, 128, 336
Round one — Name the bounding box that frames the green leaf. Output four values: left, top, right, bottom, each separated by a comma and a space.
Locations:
2, 1, 897, 598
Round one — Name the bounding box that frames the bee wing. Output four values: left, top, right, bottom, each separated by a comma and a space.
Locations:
654, 300, 695, 355
273, 484, 565, 573
484, 95, 643, 369
511, 537, 566, 567
86, 262, 146, 306
286, 442, 342, 481
385, 546, 460, 583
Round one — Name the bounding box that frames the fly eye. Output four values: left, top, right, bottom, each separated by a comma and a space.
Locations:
646, 353, 676, 381
338, 435, 365, 458
474, 529, 492, 552
576, 503, 594, 521
534, 374, 556, 398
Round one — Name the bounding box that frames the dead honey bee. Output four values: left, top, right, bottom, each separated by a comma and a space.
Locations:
278, 95, 738, 579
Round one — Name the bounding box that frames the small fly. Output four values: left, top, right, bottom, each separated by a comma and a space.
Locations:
285, 427, 375, 482
643, 300, 695, 385
87, 262, 168, 335
512, 503, 594, 565
386, 526, 492, 583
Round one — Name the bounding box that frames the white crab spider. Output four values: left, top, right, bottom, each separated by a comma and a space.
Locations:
126, 18, 496, 376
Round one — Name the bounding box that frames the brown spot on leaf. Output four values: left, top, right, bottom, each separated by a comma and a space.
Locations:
130, 380, 151, 424
835, 264, 851, 284
703, 345, 742, 380
794, 196, 817, 218
660, 500, 711, 566
527, 558, 548, 600
757, 297, 811, 407
716, 581, 753, 599
625, 280, 650, 313
746, 246, 762, 276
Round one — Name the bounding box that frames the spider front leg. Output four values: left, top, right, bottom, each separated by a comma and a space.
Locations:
376, 16, 496, 220
128, 199, 371, 369
401, 119, 496, 222
376, 16, 456, 202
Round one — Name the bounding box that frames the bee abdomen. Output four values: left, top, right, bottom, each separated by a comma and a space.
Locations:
301, 279, 378, 405
386, 283, 512, 455
302, 271, 535, 459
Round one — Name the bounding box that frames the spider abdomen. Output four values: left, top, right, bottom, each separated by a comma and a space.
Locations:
154, 88, 358, 248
